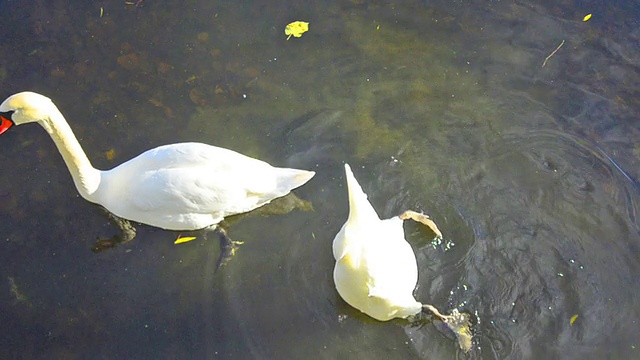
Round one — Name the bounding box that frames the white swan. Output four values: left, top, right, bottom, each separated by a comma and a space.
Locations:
0, 92, 315, 236
332, 164, 472, 351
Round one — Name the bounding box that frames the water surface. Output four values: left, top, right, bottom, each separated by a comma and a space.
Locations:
1, 0, 639, 358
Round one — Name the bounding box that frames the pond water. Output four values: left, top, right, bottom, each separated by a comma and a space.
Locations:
1, 0, 639, 358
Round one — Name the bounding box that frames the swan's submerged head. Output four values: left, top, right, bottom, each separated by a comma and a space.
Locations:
0, 92, 58, 134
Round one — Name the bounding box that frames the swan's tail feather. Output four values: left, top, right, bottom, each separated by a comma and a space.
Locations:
274, 168, 315, 194
344, 163, 380, 222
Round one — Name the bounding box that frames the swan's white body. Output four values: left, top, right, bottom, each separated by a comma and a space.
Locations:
332, 164, 422, 321
0, 92, 315, 230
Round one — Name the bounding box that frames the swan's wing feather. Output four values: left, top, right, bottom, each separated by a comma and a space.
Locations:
127, 166, 269, 215
104, 142, 311, 218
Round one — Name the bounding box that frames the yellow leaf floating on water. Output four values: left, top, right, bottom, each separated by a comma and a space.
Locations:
570, 314, 579, 326
285, 21, 309, 40
174, 235, 197, 244
583, 14, 592, 22
105, 148, 116, 161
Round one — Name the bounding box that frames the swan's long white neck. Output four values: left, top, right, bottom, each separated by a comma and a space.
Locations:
39, 109, 101, 202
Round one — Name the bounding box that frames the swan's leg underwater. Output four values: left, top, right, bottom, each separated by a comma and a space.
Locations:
91, 211, 137, 252
202, 225, 244, 271
400, 210, 472, 352
398, 210, 443, 239
422, 304, 472, 352
89, 209, 243, 270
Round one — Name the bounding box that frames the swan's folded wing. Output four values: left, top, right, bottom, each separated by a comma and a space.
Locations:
126, 166, 278, 215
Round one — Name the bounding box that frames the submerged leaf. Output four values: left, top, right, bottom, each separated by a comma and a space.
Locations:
8, 276, 30, 305
583, 14, 592, 22
105, 148, 116, 161
570, 314, 579, 326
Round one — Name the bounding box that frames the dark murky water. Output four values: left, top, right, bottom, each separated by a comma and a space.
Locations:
1, 0, 639, 358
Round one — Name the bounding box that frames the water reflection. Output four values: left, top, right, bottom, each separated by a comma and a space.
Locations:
1, 0, 639, 358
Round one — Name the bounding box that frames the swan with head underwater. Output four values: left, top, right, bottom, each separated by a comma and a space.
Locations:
0, 91, 315, 267
332, 164, 473, 353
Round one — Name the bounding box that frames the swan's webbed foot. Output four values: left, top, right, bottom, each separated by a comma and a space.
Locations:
91, 212, 137, 253
423, 304, 473, 353
204, 227, 244, 271
399, 210, 443, 239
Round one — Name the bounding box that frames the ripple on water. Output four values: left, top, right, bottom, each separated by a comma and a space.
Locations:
419, 129, 640, 358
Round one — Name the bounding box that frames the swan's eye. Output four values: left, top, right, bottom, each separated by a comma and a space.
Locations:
0, 112, 14, 135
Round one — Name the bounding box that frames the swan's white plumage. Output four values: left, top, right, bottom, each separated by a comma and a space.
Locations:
0, 91, 315, 231
332, 164, 422, 321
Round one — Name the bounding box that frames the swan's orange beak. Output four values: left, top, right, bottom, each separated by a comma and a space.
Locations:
0, 114, 13, 135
